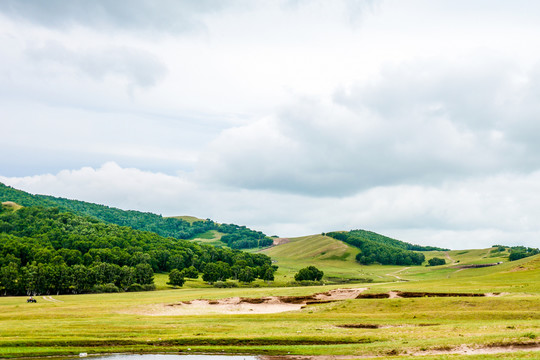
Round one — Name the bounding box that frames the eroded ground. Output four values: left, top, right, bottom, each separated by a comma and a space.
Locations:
125, 288, 367, 315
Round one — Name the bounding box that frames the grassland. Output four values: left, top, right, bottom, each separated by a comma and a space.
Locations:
189, 230, 227, 247
1, 237, 539, 359
164, 216, 204, 224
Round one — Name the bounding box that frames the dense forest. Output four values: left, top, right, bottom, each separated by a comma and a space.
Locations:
0, 183, 273, 249
0, 204, 275, 296
340, 229, 448, 252
326, 230, 442, 265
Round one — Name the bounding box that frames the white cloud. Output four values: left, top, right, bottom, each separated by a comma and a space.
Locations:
25, 42, 167, 88
2, 1, 540, 250
2, 163, 540, 249
196, 57, 540, 196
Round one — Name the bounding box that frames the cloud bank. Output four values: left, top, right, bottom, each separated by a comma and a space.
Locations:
2, 1, 540, 250
3, 162, 540, 250
199, 59, 540, 197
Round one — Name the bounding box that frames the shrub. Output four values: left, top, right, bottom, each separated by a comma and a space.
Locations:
91, 283, 119, 293
213, 281, 239, 288
428, 257, 446, 266
294, 266, 324, 281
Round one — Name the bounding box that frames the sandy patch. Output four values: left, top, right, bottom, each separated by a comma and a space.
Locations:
272, 238, 291, 246
415, 343, 540, 356
123, 288, 368, 316
260, 343, 540, 359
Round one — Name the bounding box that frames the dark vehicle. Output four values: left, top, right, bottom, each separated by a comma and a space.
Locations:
27, 297, 37, 303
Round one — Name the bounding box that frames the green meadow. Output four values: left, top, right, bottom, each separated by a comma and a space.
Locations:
1, 234, 539, 359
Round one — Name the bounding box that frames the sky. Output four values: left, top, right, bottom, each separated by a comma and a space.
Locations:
2, 0, 540, 249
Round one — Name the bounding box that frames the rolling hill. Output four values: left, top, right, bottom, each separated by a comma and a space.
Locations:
261, 233, 540, 289
2, 182, 538, 290
0, 182, 272, 250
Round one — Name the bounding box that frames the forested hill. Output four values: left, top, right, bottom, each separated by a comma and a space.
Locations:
0, 183, 273, 249
326, 230, 448, 266
0, 204, 274, 296
342, 229, 448, 252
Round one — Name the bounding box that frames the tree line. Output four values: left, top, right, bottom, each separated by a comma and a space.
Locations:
0, 205, 275, 295
335, 229, 448, 252
507, 246, 539, 261
326, 231, 427, 266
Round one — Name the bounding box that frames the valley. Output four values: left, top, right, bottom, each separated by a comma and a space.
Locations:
0, 183, 539, 359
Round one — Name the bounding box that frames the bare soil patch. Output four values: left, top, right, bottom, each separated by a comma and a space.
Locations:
272, 238, 291, 246
416, 342, 540, 356
124, 288, 368, 316
261, 342, 540, 359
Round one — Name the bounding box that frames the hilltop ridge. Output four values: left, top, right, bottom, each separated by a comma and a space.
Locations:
0, 182, 272, 250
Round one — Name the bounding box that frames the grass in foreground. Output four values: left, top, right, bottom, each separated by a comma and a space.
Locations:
1, 280, 539, 358
1, 250, 539, 359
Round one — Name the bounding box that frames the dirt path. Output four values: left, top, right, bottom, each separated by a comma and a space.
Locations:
447, 267, 465, 278
42, 296, 63, 303
386, 267, 410, 281
444, 251, 457, 264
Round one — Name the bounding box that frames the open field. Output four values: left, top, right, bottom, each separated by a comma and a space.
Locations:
1, 250, 539, 359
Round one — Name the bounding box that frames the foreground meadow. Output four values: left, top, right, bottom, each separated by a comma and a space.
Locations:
1, 253, 539, 359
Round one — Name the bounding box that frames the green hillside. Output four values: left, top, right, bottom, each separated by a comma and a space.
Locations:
262, 233, 539, 288
1, 189, 540, 359
327, 230, 447, 266
0, 182, 272, 250
263, 234, 375, 282
0, 205, 274, 295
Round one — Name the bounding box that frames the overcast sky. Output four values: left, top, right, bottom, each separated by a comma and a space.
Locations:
2, 0, 540, 249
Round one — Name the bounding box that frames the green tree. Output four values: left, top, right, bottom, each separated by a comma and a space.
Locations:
294, 266, 324, 281
134, 263, 154, 285
262, 266, 275, 282
167, 269, 185, 287
0, 262, 20, 295
201, 262, 230, 283
202, 263, 221, 283
238, 267, 256, 283
180, 265, 198, 279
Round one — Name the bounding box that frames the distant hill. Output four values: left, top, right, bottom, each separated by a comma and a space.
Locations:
0, 182, 273, 250
326, 230, 448, 266
263, 234, 359, 263
261, 234, 367, 282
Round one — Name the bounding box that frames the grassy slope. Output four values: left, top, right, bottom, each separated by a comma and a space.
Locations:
261, 234, 373, 282
1, 262, 539, 359
1, 221, 539, 358
0, 240, 539, 358
189, 230, 227, 247
1, 202, 23, 211
263, 235, 540, 293
167, 215, 204, 224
